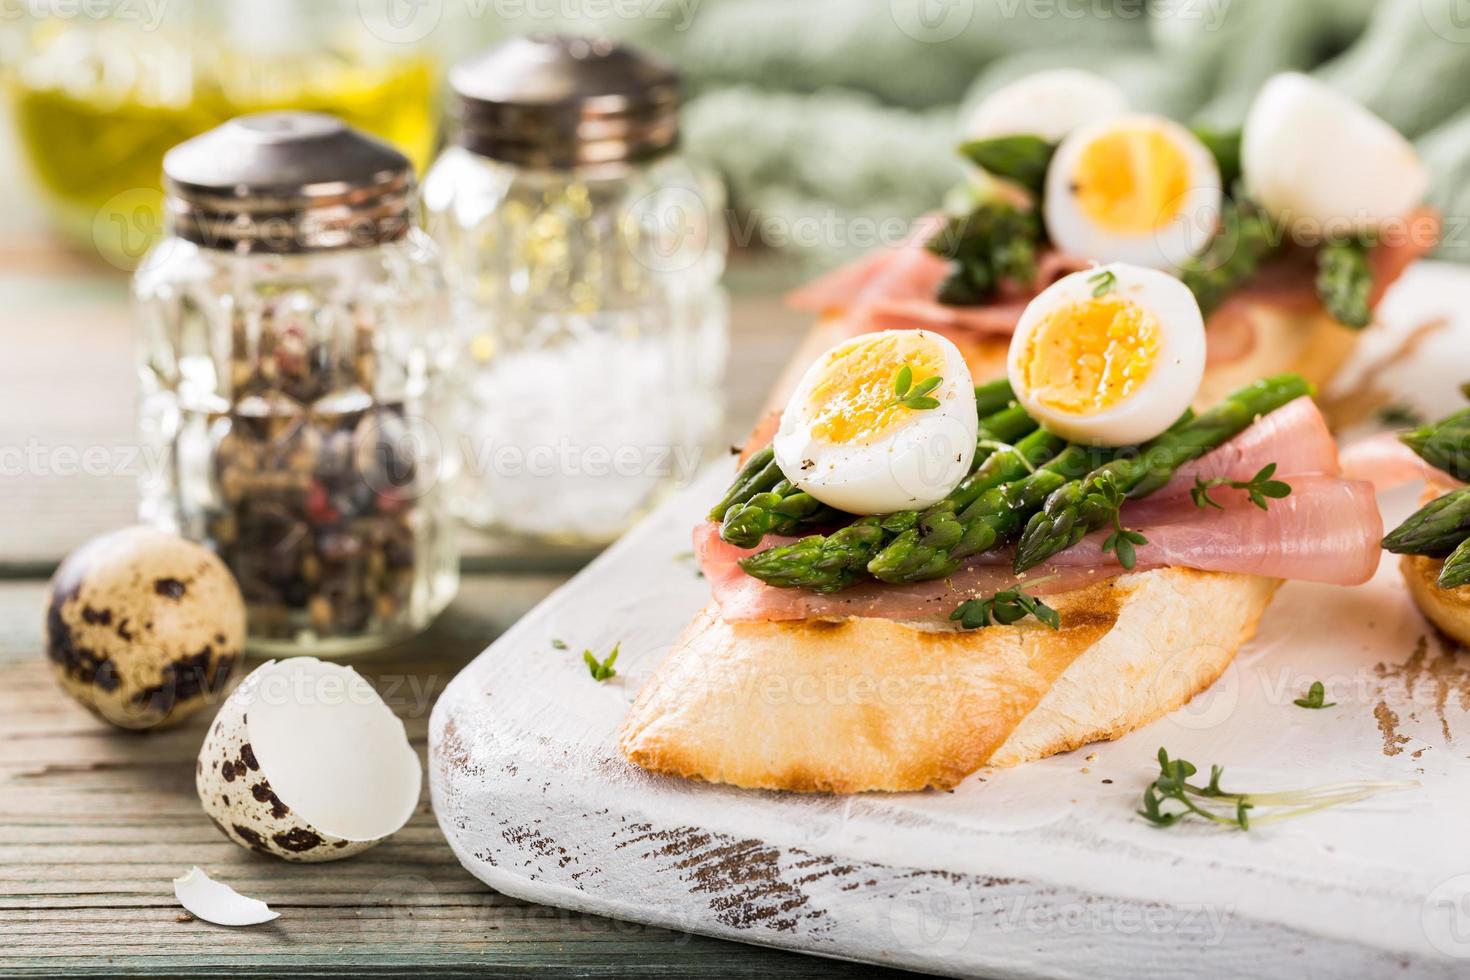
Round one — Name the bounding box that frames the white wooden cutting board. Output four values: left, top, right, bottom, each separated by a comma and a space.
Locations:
430, 264, 1470, 979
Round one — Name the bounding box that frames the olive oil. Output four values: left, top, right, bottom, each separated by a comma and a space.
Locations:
10, 29, 437, 268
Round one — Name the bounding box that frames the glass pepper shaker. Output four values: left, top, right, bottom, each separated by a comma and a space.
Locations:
423, 35, 729, 545
135, 112, 458, 655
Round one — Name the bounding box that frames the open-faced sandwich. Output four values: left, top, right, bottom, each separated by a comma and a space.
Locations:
1347, 398, 1470, 646
620, 261, 1384, 793
782, 71, 1439, 412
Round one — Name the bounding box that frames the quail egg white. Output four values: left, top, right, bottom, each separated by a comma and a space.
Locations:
965, 68, 1128, 143
44, 527, 245, 730
1007, 263, 1205, 447
775, 330, 978, 515
1044, 113, 1222, 270
1242, 72, 1426, 242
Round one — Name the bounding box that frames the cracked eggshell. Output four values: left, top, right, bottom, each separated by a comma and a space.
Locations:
44, 527, 245, 731
172, 866, 279, 926
196, 658, 421, 862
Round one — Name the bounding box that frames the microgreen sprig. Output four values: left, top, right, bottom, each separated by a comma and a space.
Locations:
892, 365, 944, 411
583, 643, 619, 682
1089, 268, 1118, 297
1088, 473, 1148, 570
1191, 462, 1293, 512
1293, 681, 1336, 709
1139, 748, 1412, 831
951, 581, 1061, 631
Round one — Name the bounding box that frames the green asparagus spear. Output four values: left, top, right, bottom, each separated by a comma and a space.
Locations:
972, 377, 1018, 418
1437, 535, 1470, 589
1013, 375, 1313, 573
738, 512, 919, 593
867, 427, 1066, 582
1400, 408, 1470, 482
719, 400, 1036, 549
927, 200, 1043, 306
1178, 200, 1279, 319
1317, 238, 1374, 329
1383, 487, 1470, 557
958, 135, 1056, 197
707, 447, 782, 522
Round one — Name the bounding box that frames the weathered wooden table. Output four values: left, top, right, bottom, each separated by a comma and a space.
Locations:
0, 158, 912, 975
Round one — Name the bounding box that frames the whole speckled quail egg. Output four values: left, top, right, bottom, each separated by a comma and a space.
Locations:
44, 527, 246, 731
197, 658, 421, 862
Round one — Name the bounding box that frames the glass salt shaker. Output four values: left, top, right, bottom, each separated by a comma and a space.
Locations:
135, 113, 458, 655
423, 35, 729, 545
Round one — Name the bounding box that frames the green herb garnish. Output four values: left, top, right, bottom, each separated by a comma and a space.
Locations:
1293, 681, 1336, 709
583, 643, 619, 682
1139, 748, 1411, 831
1089, 268, 1118, 297
1089, 473, 1148, 570
551, 638, 567, 650
950, 583, 1061, 631
892, 365, 943, 411
1190, 463, 1293, 512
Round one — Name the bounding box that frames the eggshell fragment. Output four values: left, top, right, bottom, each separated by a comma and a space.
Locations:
45, 527, 245, 730
172, 867, 279, 926
196, 658, 421, 862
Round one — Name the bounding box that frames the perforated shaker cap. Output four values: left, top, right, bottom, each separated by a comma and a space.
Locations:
163, 112, 415, 253
449, 35, 681, 170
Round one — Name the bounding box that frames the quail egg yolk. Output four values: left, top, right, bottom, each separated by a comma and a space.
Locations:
1019, 295, 1161, 415
807, 333, 946, 445
1073, 126, 1192, 234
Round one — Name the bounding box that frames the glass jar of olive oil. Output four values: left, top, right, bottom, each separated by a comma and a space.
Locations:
424, 36, 728, 545
6, 0, 439, 269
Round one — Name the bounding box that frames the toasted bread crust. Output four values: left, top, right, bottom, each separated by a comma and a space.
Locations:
1402, 554, 1470, 647
619, 568, 1280, 793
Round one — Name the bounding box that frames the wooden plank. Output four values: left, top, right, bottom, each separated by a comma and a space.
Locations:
0, 577, 910, 977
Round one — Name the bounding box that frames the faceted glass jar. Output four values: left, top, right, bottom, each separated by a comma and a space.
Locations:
423, 149, 729, 544
135, 230, 459, 655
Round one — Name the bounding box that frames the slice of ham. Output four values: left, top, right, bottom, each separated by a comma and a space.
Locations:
1151, 396, 1338, 498
700, 397, 1382, 622
1341, 433, 1464, 493
784, 207, 1442, 367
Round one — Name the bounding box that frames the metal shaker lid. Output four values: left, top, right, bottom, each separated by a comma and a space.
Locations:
163, 113, 415, 253
449, 35, 681, 170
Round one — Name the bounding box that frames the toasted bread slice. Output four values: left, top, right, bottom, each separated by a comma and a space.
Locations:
1401, 554, 1470, 647
619, 568, 1280, 793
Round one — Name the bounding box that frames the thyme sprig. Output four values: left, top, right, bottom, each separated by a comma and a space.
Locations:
1089, 473, 1148, 570
583, 643, 619, 682
1293, 681, 1336, 709
951, 580, 1061, 631
1139, 748, 1413, 831
1089, 268, 1118, 297
1191, 462, 1293, 512
892, 365, 944, 411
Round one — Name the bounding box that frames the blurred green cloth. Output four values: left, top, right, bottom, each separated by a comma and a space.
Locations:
491, 0, 1470, 264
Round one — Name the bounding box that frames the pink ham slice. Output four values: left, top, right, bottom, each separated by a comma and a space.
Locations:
1340, 433, 1464, 492
700, 397, 1383, 622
